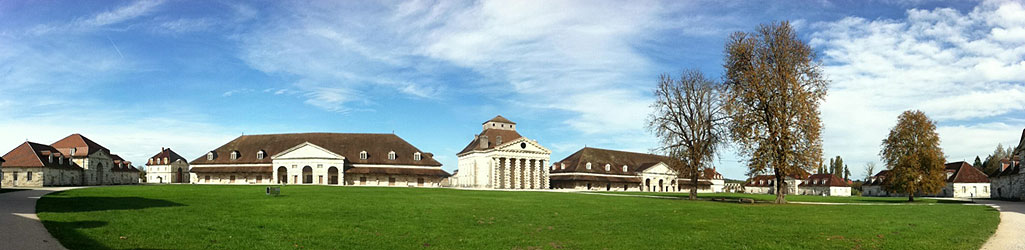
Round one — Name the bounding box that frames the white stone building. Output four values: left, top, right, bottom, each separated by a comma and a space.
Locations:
548, 147, 725, 192
145, 148, 190, 184
0, 134, 139, 187
798, 174, 851, 196
452, 116, 552, 189
188, 133, 449, 187
743, 174, 806, 195
863, 161, 991, 198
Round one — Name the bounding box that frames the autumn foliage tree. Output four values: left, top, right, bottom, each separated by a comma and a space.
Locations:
880, 110, 946, 202
648, 69, 726, 200
723, 21, 828, 204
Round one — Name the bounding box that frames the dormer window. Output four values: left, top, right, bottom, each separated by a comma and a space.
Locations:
360, 151, 368, 160
230, 151, 239, 160
59, 156, 63, 164
149, 159, 153, 164
70, 148, 77, 156
496, 136, 503, 145
586, 162, 592, 170
561, 163, 565, 170
164, 157, 169, 163
388, 151, 396, 160
257, 150, 265, 160
414, 152, 422, 161
48, 155, 53, 163
623, 165, 628, 172
604, 164, 610, 171
207, 152, 214, 160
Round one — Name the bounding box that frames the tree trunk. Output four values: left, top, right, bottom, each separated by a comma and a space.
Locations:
689, 175, 698, 200
908, 194, 914, 202
774, 175, 786, 204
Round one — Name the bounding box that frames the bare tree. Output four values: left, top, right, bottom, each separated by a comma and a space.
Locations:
648, 69, 727, 200
723, 21, 829, 204
880, 110, 946, 202
864, 162, 876, 181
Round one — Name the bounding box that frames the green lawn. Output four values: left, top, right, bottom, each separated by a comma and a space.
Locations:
38, 185, 998, 250
603, 192, 966, 204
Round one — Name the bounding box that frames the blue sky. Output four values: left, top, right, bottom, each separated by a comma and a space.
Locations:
1, 0, 1023, 180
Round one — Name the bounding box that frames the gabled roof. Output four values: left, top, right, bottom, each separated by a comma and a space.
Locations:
945, 161, 990, 183
51, 133, 109, 157
800, 174, 849, 187
148, 148, 187, 166
484, 115, 515, 125
551, 147, 677, 175
1, 141, 81, 169
189, 133, 441, 167
457, 129, 524, 155
864, 170, 892, 186
745, 175, 777, 187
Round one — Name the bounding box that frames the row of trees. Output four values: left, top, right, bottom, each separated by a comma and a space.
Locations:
817, 156, 851, 181
648, 21, 950, 203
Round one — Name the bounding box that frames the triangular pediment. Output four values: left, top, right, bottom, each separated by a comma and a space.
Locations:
271, 142, 345, 160
640, 162, 677, 175
495, 137, 551, 154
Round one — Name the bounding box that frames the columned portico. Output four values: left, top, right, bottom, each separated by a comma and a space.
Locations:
454, 116, 552, 189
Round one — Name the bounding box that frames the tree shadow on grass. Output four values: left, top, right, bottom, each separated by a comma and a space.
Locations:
43, 220, 173, 250
38, 196, 185, 213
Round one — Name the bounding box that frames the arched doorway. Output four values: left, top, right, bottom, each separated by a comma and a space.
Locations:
277, 167, 288, 184
606, 183, 611, 191
157, 176, 163, 183
96, 163, 104, 184
302, 166, 313, 184
658, 179, 664, 192
328, 167, 339, 185
176, 168, 184, 183
645, 179, 651, 192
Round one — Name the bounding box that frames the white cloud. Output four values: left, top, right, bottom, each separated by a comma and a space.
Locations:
81, 0, 164, 27
811, 0, 1025, 179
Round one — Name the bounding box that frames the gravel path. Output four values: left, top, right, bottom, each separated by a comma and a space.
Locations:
0, 187, 80, 250
976, 199, 1025, 250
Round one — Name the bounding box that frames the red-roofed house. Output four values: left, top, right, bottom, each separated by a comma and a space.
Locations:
742, 169, 834, 195
1, 134, 139, 187
798, 174, 852, 196
1, 141, 85, 187
863, 162, 990, 198
547, 147, 725, 192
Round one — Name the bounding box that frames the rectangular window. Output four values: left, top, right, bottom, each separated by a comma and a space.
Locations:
319, 175, 323, 184
388, 177, 396, 186
13, 172, 18, 181
360, 176, 367, 185
230, 175, 236, 183
27, 172, 32, 181
257, 176, 263, 183
205, 175, 211, 182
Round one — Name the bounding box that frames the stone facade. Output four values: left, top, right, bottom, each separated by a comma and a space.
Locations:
145, 148, 190, 184
453, 116, 552, 189
189, 133, 449, 187
1, 135, 139, 188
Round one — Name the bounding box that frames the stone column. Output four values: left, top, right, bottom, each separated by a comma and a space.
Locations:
491, 158, 497, 189
503, 157, 511, 189
513, 158, 521, 189
541, 160, 549, 189
533, 159, 540, 189
528, 159, 535, 189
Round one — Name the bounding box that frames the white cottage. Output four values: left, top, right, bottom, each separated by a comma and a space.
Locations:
452, 116, 552, 189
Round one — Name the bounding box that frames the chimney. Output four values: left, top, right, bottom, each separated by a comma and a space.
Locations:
479, 135, 489, 149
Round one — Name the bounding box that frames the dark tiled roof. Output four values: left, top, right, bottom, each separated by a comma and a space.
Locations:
344, 167, 450, 177
189, 133, 441, 167
865, 170, 891, 186
457, 129, 524, 155
945, 161, 990, 183
51, 133, 109, 157
485, 115, 515, 125
1, 142, 81, 169
148, 148, 187, 166
550, 174, 640, 183
745, 175, 777, 187
551, 147, 677, 175
800, 174, 849, 187
190, 166, 273, 173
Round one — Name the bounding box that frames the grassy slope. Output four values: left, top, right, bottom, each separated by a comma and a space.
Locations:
38, 185, 997, 250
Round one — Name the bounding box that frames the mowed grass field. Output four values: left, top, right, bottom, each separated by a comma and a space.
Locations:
604, 192, 966, 204
38, 186, 997, 250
